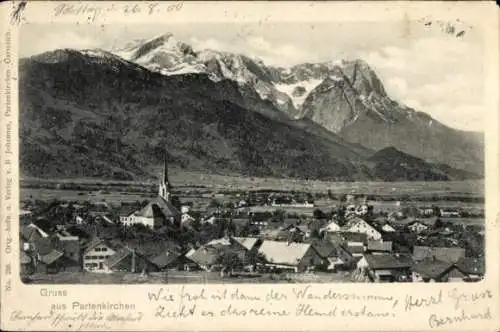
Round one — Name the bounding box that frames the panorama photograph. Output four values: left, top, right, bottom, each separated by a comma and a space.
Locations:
18, 19, 485, 284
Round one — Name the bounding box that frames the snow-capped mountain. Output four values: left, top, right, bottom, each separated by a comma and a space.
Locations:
111, 34, 329, 118
107, 33, 483, 173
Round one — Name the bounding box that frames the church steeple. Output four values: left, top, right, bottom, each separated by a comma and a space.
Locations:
158, 152, 171, 202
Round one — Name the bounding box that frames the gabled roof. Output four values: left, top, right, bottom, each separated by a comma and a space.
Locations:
83, 238, 118, 254
188, 246, 221, 266
364, 253, 413, 270
151, 251, 182, 268
233, 237, 260, 251
258, 241, 314, 266
39, 250, 64, 265
132, 196, 180, 219
22, 223, 49, 241
411, 258, 462, 279
455, 257, 485, 275
413, 246, 466, 264
309, 239, 337, 258
33, 236, 54, 256
104, 248, 131, 268
103, 247, 149, 269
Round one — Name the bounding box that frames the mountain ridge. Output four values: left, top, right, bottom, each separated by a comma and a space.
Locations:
108, 33, 483, 174
19, 45, 482, 181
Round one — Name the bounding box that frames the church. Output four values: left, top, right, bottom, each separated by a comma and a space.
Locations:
120, 156, 181, 228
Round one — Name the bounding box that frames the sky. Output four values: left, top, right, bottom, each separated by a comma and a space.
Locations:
20, 20, 485, 132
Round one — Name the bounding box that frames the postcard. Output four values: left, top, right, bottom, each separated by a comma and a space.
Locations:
0, 1, 499, 331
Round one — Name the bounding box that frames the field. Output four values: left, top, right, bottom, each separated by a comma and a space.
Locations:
20, 173, 484, 207
23, 271, 353, 284
21, 172, 484, 196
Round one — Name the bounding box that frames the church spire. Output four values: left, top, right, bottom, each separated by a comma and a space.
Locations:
158, 150, 171, 202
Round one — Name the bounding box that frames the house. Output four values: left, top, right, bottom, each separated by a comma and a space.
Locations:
357, 253, 413, 282
53, 230, 80, 265
418, 207, 435, 217
407, 220, 430, 234
186, 246, 222, 271
366, 240, 393, 253
257, 240, 325, 272
310, 239, 356, 271
440, 209, 460, 217
186, 237, 248, 271
328, 232, 368, 258
120, 157, 181, 228
103, 247, 156, 273
151, 250, 185, 271
413, 246, 466, 264
82, 238, 118, 273
21, 223, 49, 247
121, 196, 181, 228
455, 257, 485, 281
341, 217, 382, 240
412, 258, 469, 282
31, 236, 80, 273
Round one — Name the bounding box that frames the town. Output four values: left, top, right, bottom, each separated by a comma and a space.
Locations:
19, 159, 485, 284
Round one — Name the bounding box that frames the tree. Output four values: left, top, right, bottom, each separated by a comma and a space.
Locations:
209, 199, 222, 208
310, 229, 321, 239
245, 250, 266, 270
217, 250, 243, 276
313, 208, 325, 220
327, 189, 334, 200
432, 205, 442, 217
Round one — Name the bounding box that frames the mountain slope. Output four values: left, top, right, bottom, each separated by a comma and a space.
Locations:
111, 35, 483, 175
366, 147, 480, 181
300, 59, 484, 174
20, 49, 373, 181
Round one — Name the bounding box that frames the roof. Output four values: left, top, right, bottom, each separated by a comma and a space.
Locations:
83, 238, 117, 253
258, 241, 314, 266
103, 247, 148, 269
411, 258, 457, 279
233, 237, 260, 251
413, 246, 466, 264
367, 241, 393, 252
33, 236, 54, 256
22, 223, 48, 241
151, 251, 182, 268
309, 239, 337, 258
132, 196, 180, 219
364, 253, 413, 270
56, 236, 80, 253
39, 250, 64, 265
455, 257, 485, 275
188, 246, 221, 266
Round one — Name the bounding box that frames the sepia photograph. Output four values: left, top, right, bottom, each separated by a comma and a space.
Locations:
17, 16, 486, 286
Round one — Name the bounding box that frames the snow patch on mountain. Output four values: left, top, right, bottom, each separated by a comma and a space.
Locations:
274, 78, 323, 109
